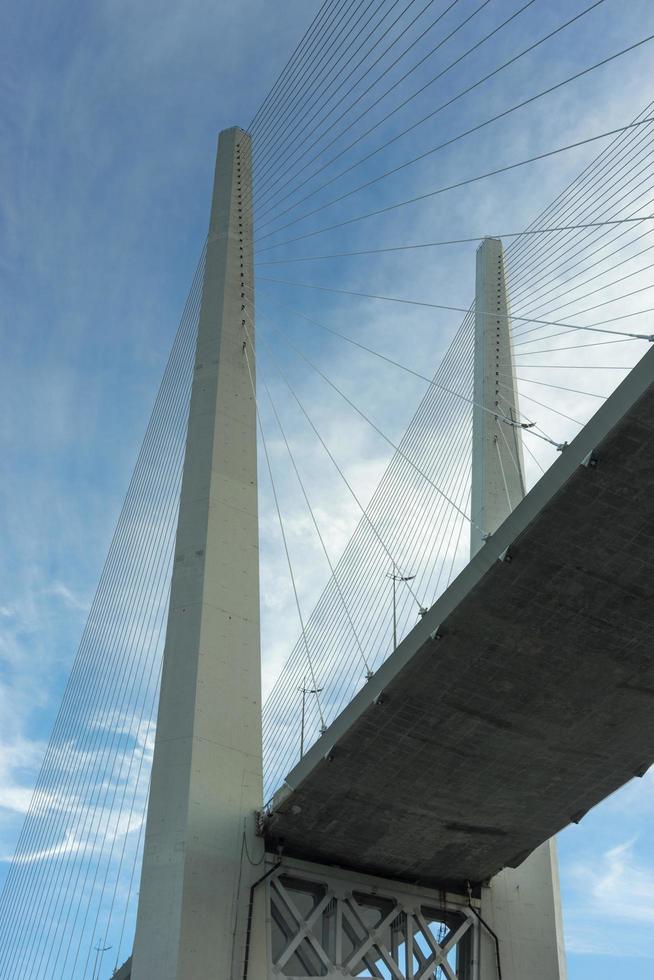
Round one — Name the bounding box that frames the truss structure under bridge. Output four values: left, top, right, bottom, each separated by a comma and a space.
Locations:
248, 857, 485, 980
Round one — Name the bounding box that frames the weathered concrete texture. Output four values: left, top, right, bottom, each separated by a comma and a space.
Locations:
265, 356, 654, 892
481, 839, 566, 980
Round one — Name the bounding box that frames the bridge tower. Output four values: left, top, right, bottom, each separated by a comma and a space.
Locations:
130, 127, 264, 980
472, 238, 567, 980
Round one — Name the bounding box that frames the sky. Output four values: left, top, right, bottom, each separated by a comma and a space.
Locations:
1, 0, 654, 977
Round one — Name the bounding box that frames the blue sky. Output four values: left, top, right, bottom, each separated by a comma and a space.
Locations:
1, 0, 654, 976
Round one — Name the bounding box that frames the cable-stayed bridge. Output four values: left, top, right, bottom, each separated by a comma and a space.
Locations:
1, 1, 654, 978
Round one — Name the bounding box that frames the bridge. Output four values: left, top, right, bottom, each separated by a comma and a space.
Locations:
1, 2, 653, 979
265, 351, 654, 885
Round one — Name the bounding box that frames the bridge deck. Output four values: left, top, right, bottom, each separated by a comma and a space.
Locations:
264, 348, 654, 891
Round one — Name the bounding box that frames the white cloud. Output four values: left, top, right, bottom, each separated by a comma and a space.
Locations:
0, 732, 49, 836
43, 582, 90, 613
565, 838, 654, 956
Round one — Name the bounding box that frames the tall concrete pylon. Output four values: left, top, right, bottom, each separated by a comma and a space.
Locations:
470, 237, 526, 557
472, 237, 567, 980
130, 127, 263, 980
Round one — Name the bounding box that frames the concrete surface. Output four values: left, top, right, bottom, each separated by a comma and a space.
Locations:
472, 238, 566, 980
130, 128, 263, 980
471, 237, 526, 557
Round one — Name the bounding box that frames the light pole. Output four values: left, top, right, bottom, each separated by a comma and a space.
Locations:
299, 677, 323, 758
387, 567, 416, 651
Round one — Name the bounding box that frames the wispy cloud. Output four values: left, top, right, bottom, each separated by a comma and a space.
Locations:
564, 837, 654, 956
43, 582, 90, 613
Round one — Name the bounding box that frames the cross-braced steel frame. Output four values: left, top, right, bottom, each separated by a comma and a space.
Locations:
259, 858, 481, 979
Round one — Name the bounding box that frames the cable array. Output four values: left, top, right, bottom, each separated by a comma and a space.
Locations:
259, 310, 476, 796
0, 249, 205, 978
254, 75, 654, 795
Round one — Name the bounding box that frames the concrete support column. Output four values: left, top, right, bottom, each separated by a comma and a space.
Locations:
131, 127, 263, 980
470, 237, 525, 557
471, 237, 566, 980
480, 841, 567, 980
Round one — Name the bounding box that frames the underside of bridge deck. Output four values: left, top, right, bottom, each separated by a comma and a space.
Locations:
264, 348, 654, 893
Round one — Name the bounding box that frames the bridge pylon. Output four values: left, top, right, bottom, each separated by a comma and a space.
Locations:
130, 127, 264, 980
472, 237, 567, 980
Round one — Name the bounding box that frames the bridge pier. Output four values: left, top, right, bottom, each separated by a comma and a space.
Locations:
130, 127, 264, 980
472, 238, 567, 980
480, 842, 566, 980
470, 236, 525, 555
